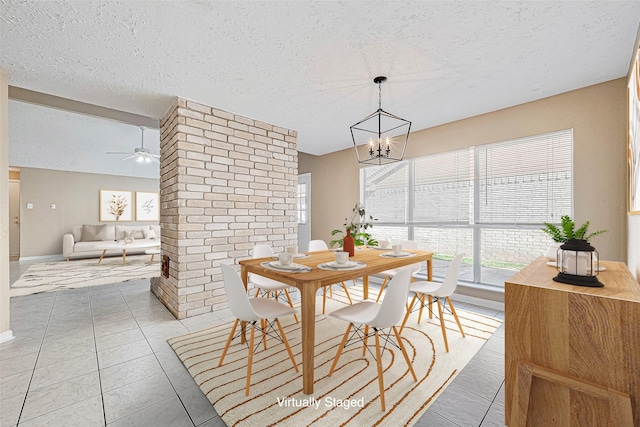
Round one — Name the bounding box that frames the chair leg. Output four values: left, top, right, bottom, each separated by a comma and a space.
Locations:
447, 297, 465, 337
374, 330, 386, 411
261, 319, 267, 350
417, 293, 426, 324
254, 288, 260, 297
341, 282, 353, 304
428, 295, 433, 319
329, 323, 352, 376
329, 285, 333, 297
362, 325, 369, 356
400, 294, 418, 334
375, 277, 389, 303
437, 298, 449, 352
283, 289, 299, 323
218, 319, 239, 367
246, 324, 256, 396
276, 318, 299, 372
393, 326, 417, 381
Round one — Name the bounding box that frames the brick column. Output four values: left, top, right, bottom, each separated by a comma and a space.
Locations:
151, 98, 298, 319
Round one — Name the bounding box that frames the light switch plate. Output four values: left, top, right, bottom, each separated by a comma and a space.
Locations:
50, 204, 56, 209
26, 203, 33, 209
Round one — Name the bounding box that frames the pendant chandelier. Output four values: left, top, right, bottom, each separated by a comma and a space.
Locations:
350, 76, 411, 165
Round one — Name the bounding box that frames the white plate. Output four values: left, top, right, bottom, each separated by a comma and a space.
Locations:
269, 261, 303, 270
368, 246, 391, 250
326, 261, 357, 268
381, 252, 413, 258
546, 261, 606, 271
293, 253, 310, 259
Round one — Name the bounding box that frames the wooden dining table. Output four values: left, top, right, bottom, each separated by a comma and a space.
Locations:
238, 247, 434, 395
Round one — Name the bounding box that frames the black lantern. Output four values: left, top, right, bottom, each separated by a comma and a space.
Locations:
350, 76, 411, 165
553, 238, 603, 287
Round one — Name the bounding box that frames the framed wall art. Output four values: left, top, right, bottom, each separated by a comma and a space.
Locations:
100, 190, 133, 221
136, 191, 159, 221
629, 45, 640, 214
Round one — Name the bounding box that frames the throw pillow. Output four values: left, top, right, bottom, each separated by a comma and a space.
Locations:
131, 229, 145, 239
80, 224, 109, 242
144, 229, 157, 240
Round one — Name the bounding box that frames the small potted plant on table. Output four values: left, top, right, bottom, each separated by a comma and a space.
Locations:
330, 203, 378, 256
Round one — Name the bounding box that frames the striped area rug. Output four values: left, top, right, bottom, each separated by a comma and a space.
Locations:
168, 288, 502, 427
10, 255, 159, 296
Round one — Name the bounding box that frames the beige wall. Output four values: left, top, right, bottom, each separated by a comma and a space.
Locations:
19, 167, 159, 257
300, 78, 627, 263
1, 71, 11, 338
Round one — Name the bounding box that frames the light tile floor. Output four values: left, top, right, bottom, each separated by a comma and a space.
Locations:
3, 262, 506, 426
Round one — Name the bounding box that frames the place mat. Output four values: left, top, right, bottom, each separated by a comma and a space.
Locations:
260, 262, 312, 273
380, 252, 417, 258
317, 261, 366, 271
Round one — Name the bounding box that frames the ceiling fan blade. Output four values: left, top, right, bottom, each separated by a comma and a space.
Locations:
106, 152, 132, 155
120, 155, 137, 161
151, 154, 160, 158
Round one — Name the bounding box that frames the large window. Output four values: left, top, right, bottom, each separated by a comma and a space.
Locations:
361, 129, 573, 287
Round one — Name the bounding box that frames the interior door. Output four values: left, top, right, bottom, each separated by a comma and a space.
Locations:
297, 173, 311, 252
9, 180, 20, 260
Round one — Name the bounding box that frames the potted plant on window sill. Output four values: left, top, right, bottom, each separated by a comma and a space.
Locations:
330, 203, 378, 255
541, 215, 606, 260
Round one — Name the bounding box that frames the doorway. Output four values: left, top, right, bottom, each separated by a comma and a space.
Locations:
9, 177, 20, 261
297, 173, 311, 252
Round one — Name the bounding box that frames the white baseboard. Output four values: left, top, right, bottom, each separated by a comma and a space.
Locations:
15, 254, 66, 262
450, 293, 505, 311
0, 330, 15, 344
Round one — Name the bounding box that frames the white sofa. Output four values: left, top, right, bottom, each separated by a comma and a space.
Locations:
63, 224, 161, 261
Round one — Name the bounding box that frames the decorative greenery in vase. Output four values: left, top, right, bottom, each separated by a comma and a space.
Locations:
330, 203, 378, 248
541, 215, 607, 243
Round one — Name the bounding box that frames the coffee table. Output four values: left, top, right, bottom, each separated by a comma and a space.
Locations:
97, 241, 161, 265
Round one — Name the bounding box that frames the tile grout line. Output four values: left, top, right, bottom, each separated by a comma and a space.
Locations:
90, 285, 114, 427
14, 290, 59, 426
477, 379, 506, 427
118, 280, 198, 427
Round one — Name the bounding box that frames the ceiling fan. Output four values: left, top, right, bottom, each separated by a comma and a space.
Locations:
107, 125, 160, 163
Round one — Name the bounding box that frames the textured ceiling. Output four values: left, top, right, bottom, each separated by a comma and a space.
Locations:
1, 1, 640, 157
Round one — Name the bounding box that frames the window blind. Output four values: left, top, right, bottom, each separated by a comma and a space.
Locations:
476, 129, 573, 224
361, 163, 409, 223
413, 149, 473, 223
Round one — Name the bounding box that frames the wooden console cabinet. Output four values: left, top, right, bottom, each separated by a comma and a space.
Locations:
505, 257, 640, 426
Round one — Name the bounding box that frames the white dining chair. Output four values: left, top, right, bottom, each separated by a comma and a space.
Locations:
399, 254, 465, 352
372, 240, 421, 302
308, 239, 353, 313
327, 267, 417, 411
218, 264, 299, 396
250, 244, 298, 323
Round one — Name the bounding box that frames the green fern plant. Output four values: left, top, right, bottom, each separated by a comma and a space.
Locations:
542, 215, 606, 243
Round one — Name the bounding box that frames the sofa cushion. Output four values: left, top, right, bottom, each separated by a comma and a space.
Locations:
115, 225, 149, 240
80, 224, 111, 242
149, 225, 161, 239
144, 228, 157, 240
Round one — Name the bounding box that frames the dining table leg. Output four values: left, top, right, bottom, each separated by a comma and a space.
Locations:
301, 281, 320, 394
362, 275, 369, 300
240, 265, 249, 344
